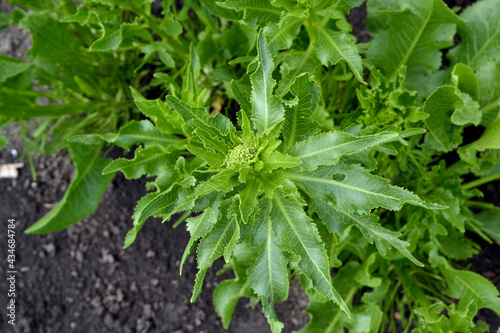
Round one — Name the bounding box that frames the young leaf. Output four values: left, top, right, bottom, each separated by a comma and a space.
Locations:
263, 9, 306, 55
423, 86, 464, 152
250, 32, 284, 135
25, 142, 115, 233
282, 74, 320, 152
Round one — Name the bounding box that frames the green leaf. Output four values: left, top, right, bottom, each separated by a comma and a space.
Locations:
130, 87, 183, 134
276, 48, 319, 97
0, 135, 7, 150
314, 25, 365, 83
442, 268, 500, 316
312, 200, 423, 266
194, 169, 240, 197
250, 32, 284, 135
248, 200, 289, 320
423, 86, 464, 152
102, 145, 176, 179
201, 0, 243, 20
289, 131, 397, 171
218, 0, 281, 25
288, 164, 442, 215
180, 208, 217, 274
166, 95, 232, 137
477, 211, 500, 246
0, 55, 34, 81
272, 192, 350, 316
25, 142, 114, 233
448, 0, 500, 71
263, 9, 306, 55
89, 22, 144, 51
367, 0, 461, 79
192, 211, 239, 302
69, 120, 184, 150
19, 13, 79, 75
451, 63, 479, 99
282, 74, 320, 152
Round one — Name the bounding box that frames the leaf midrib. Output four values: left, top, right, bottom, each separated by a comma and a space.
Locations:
388, 5, 433, 79
288, 173, 404, 202
273, 193, 333, 297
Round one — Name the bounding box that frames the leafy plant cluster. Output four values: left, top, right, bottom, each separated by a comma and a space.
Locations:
1, 0, 500, 331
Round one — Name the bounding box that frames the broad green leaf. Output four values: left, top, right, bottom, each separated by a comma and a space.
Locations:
60, 6, 90, 25
448, 0, 500, 70
248, 200, 289, 318
25, 142, 114, 233
90, 22, 147, 51
201, 0, 243, 20
102, 145, 176, 179
314, 25, 364, 83
427, 188, 466, 232
192, 211, 239, 302
272, 192, 349, 316
214, 260, 253, 329
477, 211, 500, 246
166, 95, 232, 137
476, 61, 500, 125
300, 262, 382, 333
231, 80, 252, 116
288, 164, 442, 215
218, 0, 281, 25
282, 74, 320, 152
276, 48, 319, 97
213, 243, 256, 329
263, 9, 306, 55
69, 120, 184, 150
289, 131, 397, 171
451, 63, 478, 99
367, 0, 461, 79
423, 86, 464, 152
186, 141, 225, 167
312, 199, 423, 266
130, 87, 183, 134
442, 268, 500, 316
180, 208, 217, 274
459, 114, 500, 164
193, 169, 240, 197
0, 55, 34, 81
19, 13, 79, 75
250, 33, 284, 135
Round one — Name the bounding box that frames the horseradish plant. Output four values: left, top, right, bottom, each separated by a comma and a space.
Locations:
1, 0, 500, 331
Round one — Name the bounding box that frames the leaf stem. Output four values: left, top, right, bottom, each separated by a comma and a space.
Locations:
462, 171, 500, 190
173, 211, 191, 228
